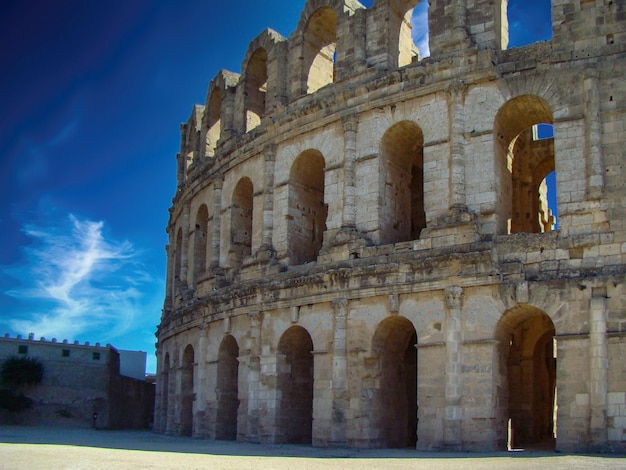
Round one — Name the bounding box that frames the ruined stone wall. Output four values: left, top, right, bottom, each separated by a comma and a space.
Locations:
155, 0, 626, 452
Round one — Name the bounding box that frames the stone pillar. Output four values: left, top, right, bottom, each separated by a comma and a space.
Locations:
448, 82, 467, 211
210, 179, 223, 268
246, 311, 263, 442
180, 203, 190, 285
584, 69, 605, 200
589, 291, 608, 447
154, 344, 163, 432
342, 115, 358, 230
444, 286, 463, 449
261, 145, 276, 251
330, 298, 348, 445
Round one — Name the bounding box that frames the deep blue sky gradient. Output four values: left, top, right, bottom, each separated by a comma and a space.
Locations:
0, 0, 552, 372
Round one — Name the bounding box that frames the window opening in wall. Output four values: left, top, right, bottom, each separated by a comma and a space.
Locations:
506, 0, 552, 49
206, 89, 222, 157
304, 7, 337, 94
245, 48, 267, 132
277, 326, 314, 444
380, 121, 425, 244
92, 352, 100, 361
287, 150, 327, 265
230, 177, 253, 272
62, 349, 70, 357
494, 96, 557, 235
18, 345, 27, 354
497, 308, 556, 451
216, 335, 239, 440
371, 316, 418, 448
193, 205, 209, 285
180, 345, 194, 437
174, 228, 183, 293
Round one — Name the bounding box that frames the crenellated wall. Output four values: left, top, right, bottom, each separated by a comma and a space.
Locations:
155, 0, 626, 452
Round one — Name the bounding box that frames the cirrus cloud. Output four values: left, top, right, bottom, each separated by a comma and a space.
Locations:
2, 213, 163, 345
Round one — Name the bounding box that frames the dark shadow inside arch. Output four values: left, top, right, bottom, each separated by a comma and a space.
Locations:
216, 335, 240, 440
277, 326, 314, 444
495, 306, 556, 451
180, 345, 195, 437
372, 316, 418, 448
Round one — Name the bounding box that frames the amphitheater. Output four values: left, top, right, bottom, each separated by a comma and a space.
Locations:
154, 0, 625, 452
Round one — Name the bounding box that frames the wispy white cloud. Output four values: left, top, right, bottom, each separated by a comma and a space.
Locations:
3, 214, 163, 343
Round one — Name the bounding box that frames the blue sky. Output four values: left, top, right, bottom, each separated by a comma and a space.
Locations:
0, 0, 551, 373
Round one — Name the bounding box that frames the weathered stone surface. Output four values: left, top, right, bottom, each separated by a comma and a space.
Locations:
154, 0, 626, 453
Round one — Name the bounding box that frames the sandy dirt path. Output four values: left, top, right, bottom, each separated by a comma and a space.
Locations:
0, 426, 624, 470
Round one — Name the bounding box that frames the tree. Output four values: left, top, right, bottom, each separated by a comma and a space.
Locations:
0, 355, 44, 413
0, 356, 44, 388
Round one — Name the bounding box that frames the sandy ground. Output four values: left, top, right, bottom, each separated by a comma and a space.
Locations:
0, 426, 624, 470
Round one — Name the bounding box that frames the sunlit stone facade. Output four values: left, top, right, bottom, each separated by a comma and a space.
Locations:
154, 0, 626, 451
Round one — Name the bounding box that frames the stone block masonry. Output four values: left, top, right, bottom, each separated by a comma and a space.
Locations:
155, 0, 626, 453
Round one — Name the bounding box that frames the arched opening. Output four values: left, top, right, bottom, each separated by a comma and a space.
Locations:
277, 326, 314, 444
506, 0, 552, 49
193, 205, 208, 285
174, 228, 183, 294
230, 177, 254, 272
494, 96, 557, 234
371, 316, 418, 448
180, 345, 195, 437
206, 88, 222, 157
380, 121, 425, 245
495, 306, 557, 450
395, 0, 429, 67
287, 150, 327, 265
216, 335, 240, 440
304, 7, 337, 94
245, 48, 267, 132
162, 353, 170, 432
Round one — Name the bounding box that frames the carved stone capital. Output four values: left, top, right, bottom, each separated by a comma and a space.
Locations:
444, 286, 463, 310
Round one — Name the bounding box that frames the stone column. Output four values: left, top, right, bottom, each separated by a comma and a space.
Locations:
154, 344, 163, 432
584, 69, 605, 199
589, 291, 608, 447
210, 178, 223, 268
180, 203, 190, 285
444, 286, 463, 449
330, 298, 348, 445
342, 115, 358, 230
448, 82, 467, 211
246, 311, 263, 442
261, 145, 276, 251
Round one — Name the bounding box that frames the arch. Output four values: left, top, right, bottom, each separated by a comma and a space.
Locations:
303, 7, 337, 94
391, 0, 424, 67
193, 205, 209, 285
244, 48, 268, 132
379, 121, 425, 245
180, 344, 195, 437
370, 315, 418, 448
506, 0, 552, 49
182, 106, 203, 178
174, 228, 183, 293
287, 150, 327, 265
277, 326, 314, 444
230, 177, 254, 272
494, 306, 556, 450
161, 352, 170, 433
206, 88, 222, 157
216, 335, 240, 440
494, 95, 556, 234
